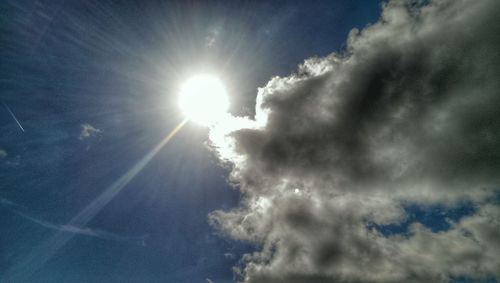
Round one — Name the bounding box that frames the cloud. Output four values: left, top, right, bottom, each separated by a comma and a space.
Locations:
207, 0, 500, 282
224, 252, 235, 259
79, 123, 102, 140
0, 149, 7, 158
0, 197, 146, 243
206, 27, 220, 48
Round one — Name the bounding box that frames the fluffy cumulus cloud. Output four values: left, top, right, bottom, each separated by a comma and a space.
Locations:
207, 0, 500, 282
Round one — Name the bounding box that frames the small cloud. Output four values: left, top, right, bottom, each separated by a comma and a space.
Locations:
205, 27, 220, 48
79, 123, 102, 140
0, 149, 7, 158
224, 252, 235, 259
206, 279, 214, 283
4, 155, 21, 167
0, 197, 15, 206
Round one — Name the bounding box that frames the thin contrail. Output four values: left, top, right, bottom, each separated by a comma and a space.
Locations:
3, 103, 25, 132
0, 197, 146, 242
2, 119, 188, 282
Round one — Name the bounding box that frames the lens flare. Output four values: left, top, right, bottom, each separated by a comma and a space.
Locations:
178, 74, 229, 126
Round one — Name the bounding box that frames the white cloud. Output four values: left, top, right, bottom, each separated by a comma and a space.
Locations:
224, 252, 235, 259
207, 0, 500, 282
206, 28, 220, 48
0, 197, 146, 243
79, 123, 102, 140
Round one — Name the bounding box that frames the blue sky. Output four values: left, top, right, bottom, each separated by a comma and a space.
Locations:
1, 1, 499, 283
0, 1, 381, 282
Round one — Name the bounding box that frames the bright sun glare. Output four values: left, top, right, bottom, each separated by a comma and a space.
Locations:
178, 74, 229, 126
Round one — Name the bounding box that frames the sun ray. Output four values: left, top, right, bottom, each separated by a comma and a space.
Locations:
2, 119, 188, 282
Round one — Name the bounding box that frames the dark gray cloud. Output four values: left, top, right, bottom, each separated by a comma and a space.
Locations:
208, 0, 500, 282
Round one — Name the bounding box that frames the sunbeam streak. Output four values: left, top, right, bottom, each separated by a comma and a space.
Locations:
2, 119, 188, 282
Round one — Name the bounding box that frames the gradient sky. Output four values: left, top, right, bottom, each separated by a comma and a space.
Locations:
1, 1, 499, 283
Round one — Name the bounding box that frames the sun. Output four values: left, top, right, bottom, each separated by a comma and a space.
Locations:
178, 74, 229, 126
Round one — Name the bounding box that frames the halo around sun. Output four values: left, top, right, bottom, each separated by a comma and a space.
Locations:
178, 74, 229, 126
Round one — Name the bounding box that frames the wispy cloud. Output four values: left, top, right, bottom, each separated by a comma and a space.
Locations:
206, 27, 220, 48
79, 123, 102, 140
224, 252, 235, 259
0, 197, 146, 243
0, 149, 7, 158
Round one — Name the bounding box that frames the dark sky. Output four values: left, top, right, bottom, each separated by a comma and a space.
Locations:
1, 1, 499, 283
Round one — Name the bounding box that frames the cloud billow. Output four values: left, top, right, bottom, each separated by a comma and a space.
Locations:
209, 0, 500, 282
